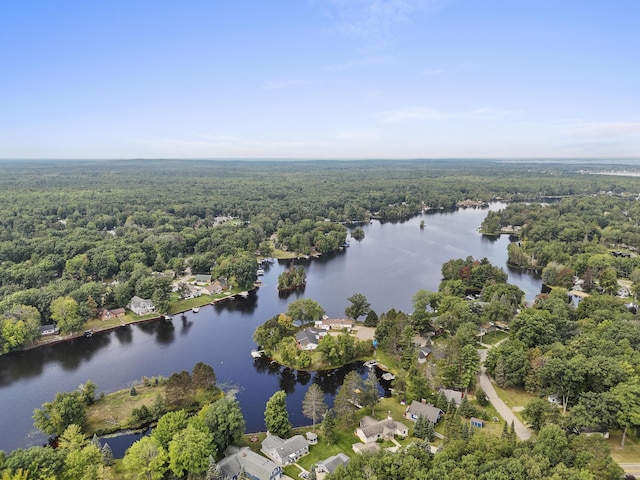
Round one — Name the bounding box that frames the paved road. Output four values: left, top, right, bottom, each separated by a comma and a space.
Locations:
619, 463, 640, 477
477, 348, 532, 441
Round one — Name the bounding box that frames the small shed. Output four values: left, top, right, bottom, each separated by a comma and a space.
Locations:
470, 417, 484, 428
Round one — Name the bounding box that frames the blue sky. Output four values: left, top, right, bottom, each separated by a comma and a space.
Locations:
1, 0, 639, 159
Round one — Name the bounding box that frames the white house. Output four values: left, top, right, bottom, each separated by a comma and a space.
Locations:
127, 296, 156, 315
261, 434, 309, 466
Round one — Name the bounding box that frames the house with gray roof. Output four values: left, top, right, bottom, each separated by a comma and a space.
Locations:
127, 296, 155, 315
261, 434, 309, 466
354, 416, 409, 444
352, 442, 380, 455
441, 388, 463, 405
418, 346, 432, 363
217, 446, 283, 480
294, 328, 325, 350
404, 400, 443, 424
315, 453, 349, 474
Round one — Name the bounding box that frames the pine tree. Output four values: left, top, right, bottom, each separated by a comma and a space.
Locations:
360, 371, 380, 415
435, 391, 448, 412
501, 420, 509, 439
447, 398, 457, 414
414, 414, 429, 439
425, 420, 435, 442
206, 455, 220, 480
322, 409, 337, 445
459, 396, 475, 418
130, 386, 137, 396
101, 443, 114, 466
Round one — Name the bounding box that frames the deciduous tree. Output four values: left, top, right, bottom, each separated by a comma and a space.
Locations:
302, 384, 327, 430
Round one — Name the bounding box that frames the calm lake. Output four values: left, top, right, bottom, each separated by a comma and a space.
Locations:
0, 204, 541, 455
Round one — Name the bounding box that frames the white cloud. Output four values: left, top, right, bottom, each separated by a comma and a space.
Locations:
567, 121, 640, 138
377, 106, 520, 123
421, 69, 445, 76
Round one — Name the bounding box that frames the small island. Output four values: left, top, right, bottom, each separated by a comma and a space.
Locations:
277, 265, 307, 291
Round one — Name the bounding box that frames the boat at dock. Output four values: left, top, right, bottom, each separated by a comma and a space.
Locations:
238, 291, 249, 298
381, 373, 395, 381
192, 307, 200, 313
251, 350, 265, 358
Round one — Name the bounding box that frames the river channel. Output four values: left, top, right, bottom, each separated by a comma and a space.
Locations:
0, 203, 542, 455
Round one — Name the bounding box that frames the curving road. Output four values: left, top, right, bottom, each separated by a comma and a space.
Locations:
477, 347, 532, 441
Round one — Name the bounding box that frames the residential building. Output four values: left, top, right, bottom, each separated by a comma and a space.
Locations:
39, 324, 60, 336
295, 328, 325, 350
261, 434, 309, 466
354, 416, 409, 444
315, 453, 349, 474
403, 400, 443, 424
217, 446, 283, 480
127, 296, 156, 315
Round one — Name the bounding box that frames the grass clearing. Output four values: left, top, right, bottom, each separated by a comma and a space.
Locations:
86, 384, 166, 435
608, 430, 640, 464
491, 384, 537, 424
480, 330, 508, 345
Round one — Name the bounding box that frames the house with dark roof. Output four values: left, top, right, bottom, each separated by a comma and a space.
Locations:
403, 400, 443, 424
261, 434, 309, 466
217, 446, 283, 480
315, 453, 349, 474
294, 328, 325, 350
354, 416, 409, 444
418, 346, 432, 363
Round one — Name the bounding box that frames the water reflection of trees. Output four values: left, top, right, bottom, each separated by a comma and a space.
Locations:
58, 334, 112, 371
114, 325, 133, 344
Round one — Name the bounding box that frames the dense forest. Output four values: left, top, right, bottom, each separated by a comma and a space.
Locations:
1, 159, 640, 354
2, 159, 640, 478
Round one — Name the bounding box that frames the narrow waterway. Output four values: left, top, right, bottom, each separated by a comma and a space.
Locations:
0, 204, 541, 455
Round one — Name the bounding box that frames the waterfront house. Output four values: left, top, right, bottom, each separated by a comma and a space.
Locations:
98, 308, 126, 321
127, 296, 156, 315
403, 400, 443, 424
261, 434, 309, 466
315, 453, 349, 474
295, 328, 325, 350
39, 324, 60, 336
217, 446, 283, 480
201, 281, 223, 295
314, 318, 354, 331
354, 416, 409, 444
